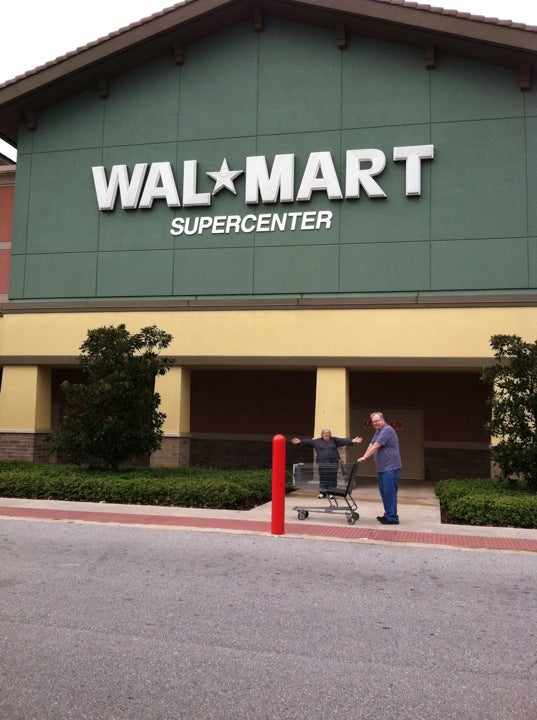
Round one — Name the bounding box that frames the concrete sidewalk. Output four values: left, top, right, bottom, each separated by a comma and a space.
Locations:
1, 479, 537, 552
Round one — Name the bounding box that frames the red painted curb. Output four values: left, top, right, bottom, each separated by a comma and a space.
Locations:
1, 505, 536, 552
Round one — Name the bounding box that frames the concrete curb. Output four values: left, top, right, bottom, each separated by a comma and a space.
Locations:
1, 495, 536, 553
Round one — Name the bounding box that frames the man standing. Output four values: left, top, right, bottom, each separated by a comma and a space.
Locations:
357, 412, 402, 524
291, 428, 362, 497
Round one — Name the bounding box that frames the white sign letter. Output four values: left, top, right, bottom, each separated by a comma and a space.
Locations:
345, 150, 386, 199
138, 162, 181, 209
296, 151, 343, 201
245, 155, 295, 204
393, 144, 434, 196
182, 160, 211, 207
92, 164, 148, 210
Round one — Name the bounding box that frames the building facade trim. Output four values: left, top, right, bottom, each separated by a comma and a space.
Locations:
0, 355, 493, 369
2, 294, 537, 315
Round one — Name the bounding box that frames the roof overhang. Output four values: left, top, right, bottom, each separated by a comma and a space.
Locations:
0, 0, 536, 146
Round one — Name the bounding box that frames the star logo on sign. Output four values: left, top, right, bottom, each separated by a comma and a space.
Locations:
206, 159, 243, 195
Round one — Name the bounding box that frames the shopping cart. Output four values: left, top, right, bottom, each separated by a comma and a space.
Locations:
292, 462, 360, 525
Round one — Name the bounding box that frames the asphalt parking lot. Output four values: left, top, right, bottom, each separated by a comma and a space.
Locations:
1, 519, 536, 720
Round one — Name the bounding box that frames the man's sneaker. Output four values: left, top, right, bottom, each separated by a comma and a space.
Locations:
318, 492, 326, 499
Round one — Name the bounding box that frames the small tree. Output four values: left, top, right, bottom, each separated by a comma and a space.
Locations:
53, 324, 173, 470
482, 334, 537, 491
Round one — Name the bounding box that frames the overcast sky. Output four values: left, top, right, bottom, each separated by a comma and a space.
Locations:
1, 0, 536, 160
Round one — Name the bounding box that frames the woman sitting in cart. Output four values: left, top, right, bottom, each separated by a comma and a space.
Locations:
291, 429, 362, 497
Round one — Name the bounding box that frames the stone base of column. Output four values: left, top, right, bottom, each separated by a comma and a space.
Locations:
0, 432, 52, 463
150, 436, 190, 468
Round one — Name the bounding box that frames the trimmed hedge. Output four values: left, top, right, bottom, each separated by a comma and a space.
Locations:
3, 462, 535, 526
436, 478, 537, 529
0, 461, 280, 511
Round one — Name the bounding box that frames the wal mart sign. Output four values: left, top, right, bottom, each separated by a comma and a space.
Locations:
92, 145, 434, 237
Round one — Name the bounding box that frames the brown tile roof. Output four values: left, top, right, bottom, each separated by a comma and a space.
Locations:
0, 153, 15, 166
382, 0, 536, 30
0, 1, 183, 89
0, 0, 535, 145
1, 0, 535, 91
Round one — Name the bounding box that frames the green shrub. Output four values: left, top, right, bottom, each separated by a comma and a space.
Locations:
482, 334, 537, 492
436, 478, 537, 528
52, 324, 173, 470
0, 461, 277, 510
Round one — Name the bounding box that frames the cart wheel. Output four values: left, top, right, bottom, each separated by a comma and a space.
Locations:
347, 514, 357, 525
353, 512, 360, 521
297, 510, 309, 520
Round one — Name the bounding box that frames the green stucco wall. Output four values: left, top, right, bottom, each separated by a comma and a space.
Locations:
9, 18, 537, 301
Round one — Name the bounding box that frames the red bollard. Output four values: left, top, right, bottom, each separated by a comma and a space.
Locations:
271, 434, 286, 535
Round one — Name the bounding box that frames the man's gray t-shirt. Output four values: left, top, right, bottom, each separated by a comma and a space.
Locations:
372, 424, 402, 472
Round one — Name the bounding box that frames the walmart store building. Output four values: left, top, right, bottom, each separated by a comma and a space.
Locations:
0, 0, 536, 480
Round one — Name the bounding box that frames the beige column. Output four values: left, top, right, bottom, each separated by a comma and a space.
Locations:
314, 367, 349, 437
0, 365, 51, 431
156, 365, 191, 434
489, 380, 500, 479
0, 365, 52, 461
151, 365, 191, 466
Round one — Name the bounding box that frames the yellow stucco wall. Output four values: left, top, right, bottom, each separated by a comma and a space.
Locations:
0, 304, 533, 434
0, 305, 534, 361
